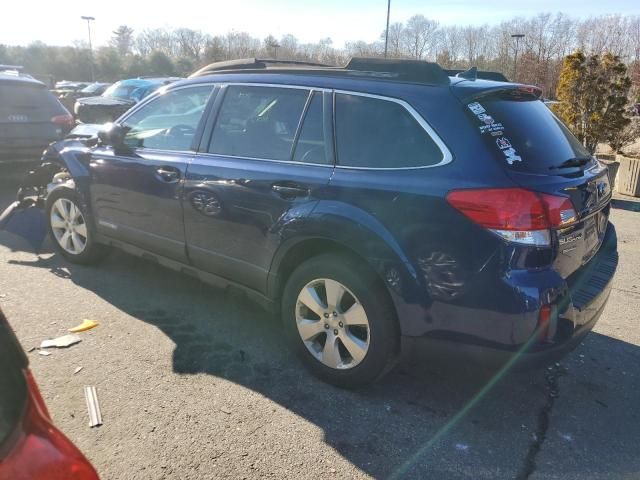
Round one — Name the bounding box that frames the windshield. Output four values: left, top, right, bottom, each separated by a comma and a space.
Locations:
466, 94, 592, 173
102, 82, 152, 101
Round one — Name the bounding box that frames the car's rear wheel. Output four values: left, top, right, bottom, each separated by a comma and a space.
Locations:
282, 254, 399, 388
46, 188, 108, 264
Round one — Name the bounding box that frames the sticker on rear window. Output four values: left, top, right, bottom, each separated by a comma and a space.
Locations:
496, 137, 511, 150
477, 113, 494, 125
467, 102, 485, 115
468, 101, 523, 164
502, 147, 522, 165
468, 102, 505, 135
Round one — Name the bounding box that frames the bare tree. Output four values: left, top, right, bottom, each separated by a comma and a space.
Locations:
402, 15, 439, 60
174, 28, 208, 61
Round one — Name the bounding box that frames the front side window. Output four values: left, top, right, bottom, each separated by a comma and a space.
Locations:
208, 85, 309, 161
335, 93, 443, 168
121, 86, 213, 151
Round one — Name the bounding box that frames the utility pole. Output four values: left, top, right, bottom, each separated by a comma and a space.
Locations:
384, 0, 391, 58
511, 33, 524, 81
81, 16, 96, 81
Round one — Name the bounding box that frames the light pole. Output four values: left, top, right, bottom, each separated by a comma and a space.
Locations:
511, 33, 524, 81
384, 0, 391, 58
81, 16, 95, 81
270, 42, 281, 59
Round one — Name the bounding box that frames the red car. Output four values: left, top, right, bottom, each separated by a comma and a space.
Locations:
0, 308, 99, 480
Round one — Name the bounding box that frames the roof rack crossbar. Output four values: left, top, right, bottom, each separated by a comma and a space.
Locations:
344, 57, 450, 86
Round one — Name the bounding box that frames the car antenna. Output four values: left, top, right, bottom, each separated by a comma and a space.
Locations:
456, 67, 478, 81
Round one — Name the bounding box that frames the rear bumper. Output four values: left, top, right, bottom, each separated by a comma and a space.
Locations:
404, 223, 618, 366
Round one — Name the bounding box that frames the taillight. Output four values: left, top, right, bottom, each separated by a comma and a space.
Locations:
536, 304, 557, 343
51, 114, 74, 129
446, 188, 577, 246
0, 370, 99, 480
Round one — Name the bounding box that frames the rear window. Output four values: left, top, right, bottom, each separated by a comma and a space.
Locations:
466, 95, 591, 173
0, 83, 65, 121
335, 93, 443, 168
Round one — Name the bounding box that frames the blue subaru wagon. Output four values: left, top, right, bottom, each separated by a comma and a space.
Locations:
27, 58, 617, 387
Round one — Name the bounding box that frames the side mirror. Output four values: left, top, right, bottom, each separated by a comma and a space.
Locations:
97, 123, 131, 154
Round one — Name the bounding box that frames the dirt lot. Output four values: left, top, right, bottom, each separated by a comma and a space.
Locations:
1, 166, 639, 479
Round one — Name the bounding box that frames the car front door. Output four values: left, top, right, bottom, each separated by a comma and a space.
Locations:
89, 84, 214, 262
183, 84, 334, 292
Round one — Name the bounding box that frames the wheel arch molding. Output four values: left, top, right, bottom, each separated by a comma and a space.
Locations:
267, 201, 428, 331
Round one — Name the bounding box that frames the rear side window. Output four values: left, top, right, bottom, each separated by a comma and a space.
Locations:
335, 93, 443, 168
209, 85, 309, 161
0, 83, 66, 121
466, 96, 591, 173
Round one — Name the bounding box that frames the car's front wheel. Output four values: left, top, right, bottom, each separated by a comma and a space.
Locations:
282, 254, 399, 388
46, 188, 108, 264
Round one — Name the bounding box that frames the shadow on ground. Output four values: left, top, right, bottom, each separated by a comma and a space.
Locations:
4, 244, 640, 479
2, 168, 639, 479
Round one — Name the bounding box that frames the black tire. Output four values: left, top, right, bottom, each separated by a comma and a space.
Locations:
46, 187, 108, 264
282, 253, 399, 388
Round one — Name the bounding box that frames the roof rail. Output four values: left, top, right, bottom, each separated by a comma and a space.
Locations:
189, 56, 461, 87
190, 58, 330, 78
344, 57, 449, 86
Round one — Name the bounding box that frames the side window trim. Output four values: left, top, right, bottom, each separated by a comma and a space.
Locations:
288, 90, 314, 162
190, 85, 219, 152
198, 84, 227, 153
322, 90, 336, 166
115, 83, 216, 154
332, 89, 453, 170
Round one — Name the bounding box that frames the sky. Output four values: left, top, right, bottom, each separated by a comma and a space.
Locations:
2, 0, 639, 48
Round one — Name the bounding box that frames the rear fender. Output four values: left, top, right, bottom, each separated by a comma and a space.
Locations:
268, 200, 431, 334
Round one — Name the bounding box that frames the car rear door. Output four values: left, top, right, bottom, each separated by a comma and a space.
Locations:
89, 84, 215, 262
183, 84, 334, 292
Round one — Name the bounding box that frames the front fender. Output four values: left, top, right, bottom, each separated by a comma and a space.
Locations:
42, 140, 92, 180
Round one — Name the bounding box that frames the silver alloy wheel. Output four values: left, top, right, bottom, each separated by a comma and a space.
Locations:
50, 198, 88, 255
295, 278, 371, 370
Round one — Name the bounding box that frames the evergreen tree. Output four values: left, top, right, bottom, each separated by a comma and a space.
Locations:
554, 51, 631, 153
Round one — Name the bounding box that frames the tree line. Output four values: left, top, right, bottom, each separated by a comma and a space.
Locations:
0, 12, 639, 101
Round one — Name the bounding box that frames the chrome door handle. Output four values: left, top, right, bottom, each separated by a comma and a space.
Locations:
272, 184, 308, 197
156, 167, 180, 182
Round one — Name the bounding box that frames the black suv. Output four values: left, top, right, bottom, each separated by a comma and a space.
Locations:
25, 58, 617, 387
0, 66, 73, 161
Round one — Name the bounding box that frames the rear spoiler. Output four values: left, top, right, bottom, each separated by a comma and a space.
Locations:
455, 84, 543, 103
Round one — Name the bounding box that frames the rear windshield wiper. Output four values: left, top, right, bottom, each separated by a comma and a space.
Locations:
549, 157, 592, 170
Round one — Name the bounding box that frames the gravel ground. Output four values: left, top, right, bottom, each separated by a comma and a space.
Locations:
1, 165, 639, 479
